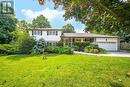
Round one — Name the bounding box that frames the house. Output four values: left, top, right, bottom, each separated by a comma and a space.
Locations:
61, 33, 120, 51
28, 28, 120, 51
28, 28, 62, 46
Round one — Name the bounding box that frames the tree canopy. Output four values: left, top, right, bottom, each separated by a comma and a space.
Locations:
18, 20, 32, 29
32, 15, 51, 28
62, 24, 75, 33
37, 0, 130, 35
0, 15, 17, 44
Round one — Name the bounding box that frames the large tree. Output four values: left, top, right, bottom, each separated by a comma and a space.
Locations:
0, 15, 17, 44
18, 20, 32, 29
37, 0, 130, 35
62, 24, 75, 33
32, 15, 51, 28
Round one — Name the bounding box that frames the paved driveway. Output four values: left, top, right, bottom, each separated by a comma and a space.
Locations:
74, 51, 130, 57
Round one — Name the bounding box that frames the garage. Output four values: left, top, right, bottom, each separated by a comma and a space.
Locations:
95, 37, 119, 51
97, 42, 118, 51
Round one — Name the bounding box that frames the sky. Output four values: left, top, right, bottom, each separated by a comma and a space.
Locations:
14, 0, 85, 32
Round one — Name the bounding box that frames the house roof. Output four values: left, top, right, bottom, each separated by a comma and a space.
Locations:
27, 28, 62, 31
62, 33, 118, 38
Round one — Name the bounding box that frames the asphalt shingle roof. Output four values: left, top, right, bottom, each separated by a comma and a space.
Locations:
27, 28, 62, 31
62, 33, 118, 38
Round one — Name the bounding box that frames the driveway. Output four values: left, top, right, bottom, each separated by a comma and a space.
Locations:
74, 51, 130, 57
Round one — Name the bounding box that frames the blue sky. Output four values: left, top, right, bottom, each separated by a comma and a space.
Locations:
14, 0, 85, 32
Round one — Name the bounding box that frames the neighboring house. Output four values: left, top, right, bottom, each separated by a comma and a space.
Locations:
28, 28, 120, 51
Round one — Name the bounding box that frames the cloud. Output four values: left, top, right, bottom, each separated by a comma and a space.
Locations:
21, 8, 64, 22
21, 8, 85, 32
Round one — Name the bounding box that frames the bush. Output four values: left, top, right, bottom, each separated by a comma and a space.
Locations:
126, 71, 130, 77
57, 40, 63, 46
0, 28, 36, 55
31, 38, 46, 55
72, 45, 79, 51
45, 46, 73, 54
89, 49, 99, 54
110, 80, 124, 87
84, 44, 107, 54
98, 48, 107, 54
0, 44, 18, 55
16, 30, 36, 54
62, 46, 73, 54
45, 46, 58, 53
73, 42, 90, 51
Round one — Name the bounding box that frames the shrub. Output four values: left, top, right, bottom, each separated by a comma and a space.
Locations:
45, 46, 58, 53
16, 31, 36, 54
126, 71, 130, 77
84, 44, 107, 54
90, 49, 99, 54
98, 48, 107, 54
0, 44, 18, 55
0, 28, 36, 55
45, 46, 73, 54
72, 45, 79, 51
31, 38, 46, 55
61, 46, 73, 54
57, 40, 63, 46
73, 42, 90, 51
110, 80, 124, 87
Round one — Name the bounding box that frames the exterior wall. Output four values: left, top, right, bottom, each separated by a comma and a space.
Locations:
28, 30, 62, 42
95, 38, 118, 43
29, 30, 120, 51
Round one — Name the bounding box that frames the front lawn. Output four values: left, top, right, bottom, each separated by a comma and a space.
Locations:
0, 54, 130, 87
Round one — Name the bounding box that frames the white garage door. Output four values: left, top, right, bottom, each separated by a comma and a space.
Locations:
97, 42, 118, 51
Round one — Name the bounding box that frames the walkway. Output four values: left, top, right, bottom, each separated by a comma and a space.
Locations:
74, 51, 130, 58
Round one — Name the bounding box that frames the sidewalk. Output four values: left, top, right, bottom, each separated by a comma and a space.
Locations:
74, 51, 130, 58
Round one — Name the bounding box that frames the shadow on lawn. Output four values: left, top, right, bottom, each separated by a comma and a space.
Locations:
5, 54, 60, 61
6, 55, 33, 61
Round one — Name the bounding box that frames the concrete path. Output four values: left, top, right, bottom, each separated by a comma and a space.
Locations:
74, 51, 130, 58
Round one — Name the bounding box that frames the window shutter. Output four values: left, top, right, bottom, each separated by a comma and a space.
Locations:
47, 31, 48, 35
32, 30, 33, 35
56, 31, 58, 36
41, 31, 42, 35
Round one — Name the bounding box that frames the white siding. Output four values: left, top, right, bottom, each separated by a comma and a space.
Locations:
28, 30, 62, 42
95, 38, 119, 51
29, 31, 32, 36
96, 38, 118, 43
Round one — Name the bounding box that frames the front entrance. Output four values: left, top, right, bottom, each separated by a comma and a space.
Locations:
63, 37, 94, 46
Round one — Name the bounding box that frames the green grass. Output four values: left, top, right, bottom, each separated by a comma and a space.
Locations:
0, 54, 130, 87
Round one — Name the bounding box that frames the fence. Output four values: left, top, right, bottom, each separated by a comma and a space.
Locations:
120, 42, 130, 50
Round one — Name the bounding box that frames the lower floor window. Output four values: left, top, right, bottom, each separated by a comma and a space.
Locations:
46, 42, 57, 46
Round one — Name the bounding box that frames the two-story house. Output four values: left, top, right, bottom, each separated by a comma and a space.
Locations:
28, 28, 62, 46
28, 28, 120, 51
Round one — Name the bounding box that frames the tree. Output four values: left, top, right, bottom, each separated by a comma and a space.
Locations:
32, 15, 51, 28
32, 38, 46, 54
37, 0, 130, 35
0, 15, 17, 44
85, 12, 127, 36
15, 28, 36, 54
18, 20, 32, 29
62, 24, 75, 33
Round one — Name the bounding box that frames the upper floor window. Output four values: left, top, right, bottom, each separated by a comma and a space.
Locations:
32, 30, 42, 36
47, 31, 58, 36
